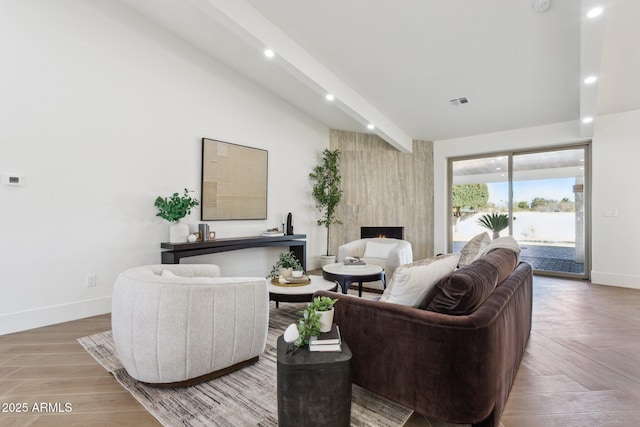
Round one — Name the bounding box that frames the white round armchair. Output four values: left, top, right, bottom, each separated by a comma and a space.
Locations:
111, 264, 269, 387
337, 238, 413, 290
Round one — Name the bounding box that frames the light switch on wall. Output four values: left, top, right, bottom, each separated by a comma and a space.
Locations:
2, 173, 25, 186
603, 208, 618, 217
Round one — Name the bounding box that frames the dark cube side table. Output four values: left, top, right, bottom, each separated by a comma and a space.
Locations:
277, 335, 352, 427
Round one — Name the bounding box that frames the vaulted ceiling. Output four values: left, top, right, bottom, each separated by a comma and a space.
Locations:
118, 0, 639, 152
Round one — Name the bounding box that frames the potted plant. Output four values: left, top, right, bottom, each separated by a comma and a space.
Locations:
268, 251, 303, 279
477, 212, 509, 240
294, 296, 338, 349
154, 188, 199, 243
309, 148, 343, 266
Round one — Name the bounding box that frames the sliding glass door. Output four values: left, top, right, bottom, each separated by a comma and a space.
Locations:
450, 145, 589, 278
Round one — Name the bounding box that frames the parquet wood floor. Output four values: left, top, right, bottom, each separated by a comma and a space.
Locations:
1, 275, 639, 426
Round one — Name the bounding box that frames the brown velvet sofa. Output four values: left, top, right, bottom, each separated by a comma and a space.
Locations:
315, 248, 533, 427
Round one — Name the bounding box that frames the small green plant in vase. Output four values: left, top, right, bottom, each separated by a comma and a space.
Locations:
285, 296, 338, 353
154, 188, 199, 243
268, 251, 303, 279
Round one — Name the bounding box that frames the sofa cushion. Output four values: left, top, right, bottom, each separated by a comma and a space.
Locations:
480, 247, 518, 285
379, 254, 460, 307
363, 241, 398, 259
458, 232, 491, 267
421, 258, 500, 315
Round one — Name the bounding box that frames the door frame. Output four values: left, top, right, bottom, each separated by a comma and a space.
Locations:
447, 142, 591, 280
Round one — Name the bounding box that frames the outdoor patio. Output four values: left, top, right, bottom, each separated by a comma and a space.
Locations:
453, 241, 585, 275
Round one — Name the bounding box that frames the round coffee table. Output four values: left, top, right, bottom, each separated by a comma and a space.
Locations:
269, 275, 338, 307
322, 263, 385, 297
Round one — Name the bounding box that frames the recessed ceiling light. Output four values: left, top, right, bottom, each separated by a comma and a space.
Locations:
532, 0, 551, 12
584, 75, 598, 84
325, 94, 335, 101
582, 117, 594, 124
496, 167, 502, 171
367, 124, 375, 130
264, 49, 275, 58
587, 6, 603, 18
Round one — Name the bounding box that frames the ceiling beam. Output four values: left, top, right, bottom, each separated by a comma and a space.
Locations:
187, 0, 414, 152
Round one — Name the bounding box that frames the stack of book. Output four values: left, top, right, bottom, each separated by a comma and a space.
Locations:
343, 257, 366, 268
309, 324, 342, 352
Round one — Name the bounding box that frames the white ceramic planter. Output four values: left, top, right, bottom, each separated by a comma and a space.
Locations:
279, 267, 293, 278
317, 308, 334, 333
169, 221, 190, 243
320, 255, 336, 267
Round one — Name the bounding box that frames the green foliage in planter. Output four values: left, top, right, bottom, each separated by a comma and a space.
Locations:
309, 295, 337, 312
154, 188, 199, 222
309, 148, 343, 256
294, 296, 338, 348
267, 251, 303, 279
477, 212, 509, 238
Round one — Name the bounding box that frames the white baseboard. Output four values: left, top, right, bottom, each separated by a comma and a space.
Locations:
0, 296, 112, 336
590, 271, 640, 290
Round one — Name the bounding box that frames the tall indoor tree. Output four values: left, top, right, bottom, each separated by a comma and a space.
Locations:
309, 148, 343, 258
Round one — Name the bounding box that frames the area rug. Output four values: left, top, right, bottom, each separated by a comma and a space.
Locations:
78, 302, 413, 427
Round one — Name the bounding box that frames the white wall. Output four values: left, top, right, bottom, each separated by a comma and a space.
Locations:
0, 0, 329, 335
591, 110, 640, 289
434, 117, 640, 289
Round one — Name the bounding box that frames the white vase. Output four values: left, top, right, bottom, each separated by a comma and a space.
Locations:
279, 267, 293, 278
320, 255, 336, 267
169, 221, 190, 243
317, 308, 334, 333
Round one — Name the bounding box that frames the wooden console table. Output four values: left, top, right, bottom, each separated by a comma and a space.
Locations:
160, 234, 307, 266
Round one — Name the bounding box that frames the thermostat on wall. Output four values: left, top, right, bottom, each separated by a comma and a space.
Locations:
2, 174, 25, 186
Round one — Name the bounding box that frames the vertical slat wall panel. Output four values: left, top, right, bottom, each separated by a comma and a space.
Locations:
329, 130, 434, 260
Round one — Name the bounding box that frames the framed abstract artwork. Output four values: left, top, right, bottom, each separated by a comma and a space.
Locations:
201, 138, 268, 220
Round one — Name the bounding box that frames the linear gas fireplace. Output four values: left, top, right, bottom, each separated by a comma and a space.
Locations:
361, 226, 404, 240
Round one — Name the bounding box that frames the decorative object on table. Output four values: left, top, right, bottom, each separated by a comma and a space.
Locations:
262, 227, 284, 237
187, 233, 198, 243
267, 251, 303, 279
343, 256, 366, 268
293, 296, 339, 352
283, 323, 300, 354
286, 212, 294, 235
273, 275, 310, 287
198, 224, 210, 241
309, 323, 342, 352
477, 212, 510, 239
154, 188, 199, 243
309, 148, 343, 266
201, 138, 267, 221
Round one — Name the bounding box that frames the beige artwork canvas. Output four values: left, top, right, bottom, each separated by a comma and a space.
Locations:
201, 138, 268, 220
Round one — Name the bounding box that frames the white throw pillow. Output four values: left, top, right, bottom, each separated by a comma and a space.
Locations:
379, 254, 460, 307
363, 241, 398, 259
458, 232, 491, 267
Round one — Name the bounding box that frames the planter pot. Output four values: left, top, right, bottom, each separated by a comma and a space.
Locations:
320, 255, 336, 267
317, 308, 334, 333
169, 221, 190, 243
279, 267, 293, 278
